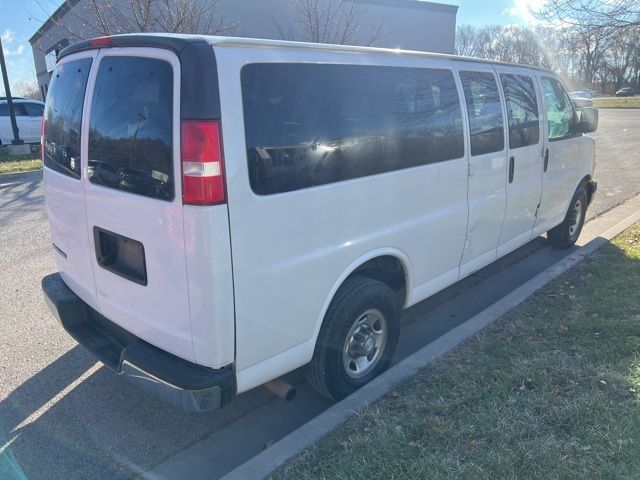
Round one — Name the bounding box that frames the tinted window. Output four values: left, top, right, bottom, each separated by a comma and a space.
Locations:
88, 57, 174, 201
501, 74, 539, 149
242, 63, 464, 195
0, 103, 28, 116
542, 77, 575, 140
43, 59, 92, 178
460, 71, 504, 156
24, 102, 45, 117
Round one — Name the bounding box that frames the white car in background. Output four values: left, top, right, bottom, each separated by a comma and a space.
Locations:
0, 97, 45, 145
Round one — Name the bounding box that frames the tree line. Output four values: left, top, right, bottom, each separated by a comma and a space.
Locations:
456, 1, 640, 94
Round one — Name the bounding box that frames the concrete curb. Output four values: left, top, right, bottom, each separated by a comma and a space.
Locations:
222, 200, 640, 480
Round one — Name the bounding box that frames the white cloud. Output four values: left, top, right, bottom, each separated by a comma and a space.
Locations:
4, 45, 25, 56
502, 0, 548, 25
1, 29, 15, 43
1, 29, 26, 57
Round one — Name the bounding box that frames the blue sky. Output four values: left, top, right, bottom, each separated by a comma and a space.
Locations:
0, 0, 542, 95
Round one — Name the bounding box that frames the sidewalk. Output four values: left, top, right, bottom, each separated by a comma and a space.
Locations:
272, 222, 640, 479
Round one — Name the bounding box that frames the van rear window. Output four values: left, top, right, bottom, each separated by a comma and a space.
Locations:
88, 57, 174, 201
43, 58, 92, 178
241, 63, 464, 195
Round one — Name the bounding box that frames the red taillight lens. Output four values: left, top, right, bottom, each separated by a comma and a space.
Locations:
181, 120, 226, 205
89, 36, 111, 47
40, 117, 45, 163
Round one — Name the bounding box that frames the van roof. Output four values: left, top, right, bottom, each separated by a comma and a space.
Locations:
58, 33, 555, 76
209, 36, 555, 74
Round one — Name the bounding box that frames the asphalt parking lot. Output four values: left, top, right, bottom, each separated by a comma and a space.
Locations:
1, 109, 639, 480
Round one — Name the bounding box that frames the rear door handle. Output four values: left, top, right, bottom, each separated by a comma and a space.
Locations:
508, 156, 515, 183
543, 148, 549, 172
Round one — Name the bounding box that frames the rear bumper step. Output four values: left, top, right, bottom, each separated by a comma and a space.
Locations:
41, 273, 235, 412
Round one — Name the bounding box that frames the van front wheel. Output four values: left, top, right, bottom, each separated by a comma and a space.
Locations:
305, 276, 400, 401
548, 186, 588, 249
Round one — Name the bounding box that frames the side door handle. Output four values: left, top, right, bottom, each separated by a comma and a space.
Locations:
508, 156, 515, 183
543, 148, 549, 172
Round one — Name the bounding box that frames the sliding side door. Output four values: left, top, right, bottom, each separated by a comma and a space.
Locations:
495, 68, 544, 257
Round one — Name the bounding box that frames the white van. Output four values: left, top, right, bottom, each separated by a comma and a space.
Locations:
42, 34, 598, 411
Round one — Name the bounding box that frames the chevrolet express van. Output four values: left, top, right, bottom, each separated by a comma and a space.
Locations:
42, 34, 598, 411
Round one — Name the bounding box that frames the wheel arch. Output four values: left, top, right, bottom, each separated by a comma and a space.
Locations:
578, 173, 595, 204
309, 248, 412, 351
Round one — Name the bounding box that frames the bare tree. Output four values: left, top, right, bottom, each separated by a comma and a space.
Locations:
536, 0, 640, 30
602, 28, 638, 91
453, 24, 549, 67
14, 75, 42, 100
454, 24, 477, 57
277, 0, 384, 46
454, 21, 640, 94
33, 0, 235, 42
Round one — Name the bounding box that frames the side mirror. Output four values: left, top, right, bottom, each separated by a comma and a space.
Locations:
577, 107, 598, 133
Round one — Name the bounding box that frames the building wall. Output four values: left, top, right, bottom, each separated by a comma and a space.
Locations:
30, 0, 457, 100
220, 0, 457, 53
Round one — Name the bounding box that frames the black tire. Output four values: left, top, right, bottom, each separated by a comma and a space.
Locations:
305, 276, 401, 400
548, 185, 588, 249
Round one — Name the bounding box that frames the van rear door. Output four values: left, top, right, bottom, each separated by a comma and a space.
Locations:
82, 48, 196, 362
43, 52, 97, 308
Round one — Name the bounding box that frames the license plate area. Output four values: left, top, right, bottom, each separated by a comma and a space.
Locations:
93, 227, 147, 286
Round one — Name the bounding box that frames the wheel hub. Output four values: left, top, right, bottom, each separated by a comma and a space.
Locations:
569, 199, 583, 237
342, 309, 388, 379
349, 325, 376, 357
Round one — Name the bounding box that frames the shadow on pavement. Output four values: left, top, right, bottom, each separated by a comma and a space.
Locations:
0, 344, 275, 480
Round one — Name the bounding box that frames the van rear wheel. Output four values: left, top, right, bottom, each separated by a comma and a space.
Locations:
548, 185, 588, 249
305, 276, 400, 401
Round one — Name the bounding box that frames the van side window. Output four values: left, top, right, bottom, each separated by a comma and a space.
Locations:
242, 63, 464, 195
541, 77, 575, 140
500, 74, 540, 149
460, 71, 504, 156
43, 58, 92, 179
88, 57, 174, 201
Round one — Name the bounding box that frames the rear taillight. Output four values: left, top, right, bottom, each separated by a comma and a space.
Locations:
181, 120, 226, 205
40, 117, 44, 163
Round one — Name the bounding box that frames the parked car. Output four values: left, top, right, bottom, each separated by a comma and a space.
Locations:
570, 89, 593, 99
0, 98, 44, 145
41, 34, 599, 412
616, 87, 636, 97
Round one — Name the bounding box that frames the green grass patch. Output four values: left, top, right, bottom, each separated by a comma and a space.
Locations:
594, 97, 640, 109
0, 146, 42, 174
275, 224, 640, 480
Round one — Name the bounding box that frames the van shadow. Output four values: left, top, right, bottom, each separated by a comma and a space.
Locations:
0, 345, 272, 480
0, 176, 45, 221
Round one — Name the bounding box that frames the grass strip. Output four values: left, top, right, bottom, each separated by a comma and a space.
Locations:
275, 223, 640, 480
0, 146, 41, 174
594, 97, 640, 109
